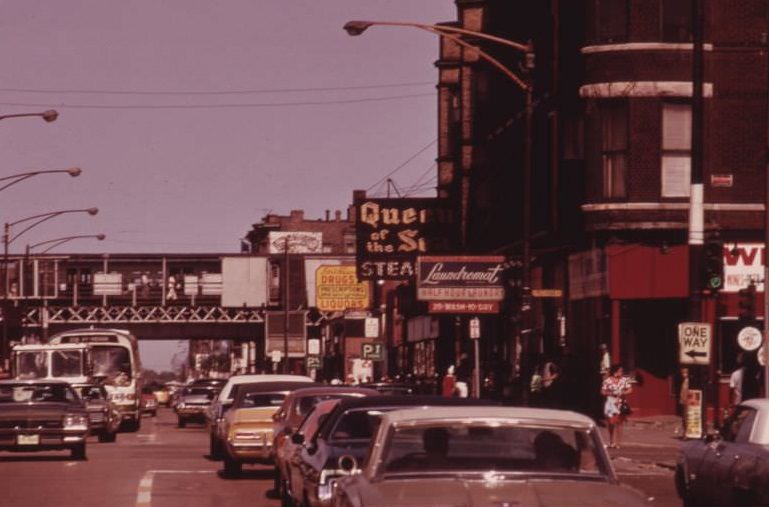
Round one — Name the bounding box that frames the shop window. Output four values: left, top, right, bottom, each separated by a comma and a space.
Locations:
661, 0, 692, 42
601, 102, 628, 199
661, 103, 691, 198
595, 0, 629, 43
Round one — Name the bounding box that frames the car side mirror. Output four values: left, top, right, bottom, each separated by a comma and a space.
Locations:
291, 433, 305, 445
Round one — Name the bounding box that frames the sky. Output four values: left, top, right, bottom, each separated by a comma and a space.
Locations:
0, 0, 456, 370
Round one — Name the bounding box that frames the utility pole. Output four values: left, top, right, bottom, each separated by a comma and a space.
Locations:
688, 0, 707, 433
283, 235, 290, 374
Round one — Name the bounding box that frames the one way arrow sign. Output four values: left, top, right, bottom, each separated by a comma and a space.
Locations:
678, 322, 711, 365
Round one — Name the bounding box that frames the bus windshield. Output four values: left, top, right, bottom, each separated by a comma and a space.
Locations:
51, 350, 84, 377
91, 346, 132, 380
15, 351, 48, 379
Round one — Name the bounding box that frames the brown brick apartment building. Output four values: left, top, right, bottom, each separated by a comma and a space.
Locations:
416, 0, 769, 417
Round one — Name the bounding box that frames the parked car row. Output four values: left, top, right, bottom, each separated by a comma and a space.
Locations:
185, 373, 652, 507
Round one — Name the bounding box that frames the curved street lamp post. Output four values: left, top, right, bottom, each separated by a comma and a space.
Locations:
27, 233, 106, 255
0, 110, 58, 123
1, 208, 99, 367
344, 20, 535, 397
0, 167, 82, 193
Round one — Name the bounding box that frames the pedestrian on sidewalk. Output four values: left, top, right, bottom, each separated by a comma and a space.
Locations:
442, 365, 457, 398
601, 364, 632, 449
677, 367, 689, 438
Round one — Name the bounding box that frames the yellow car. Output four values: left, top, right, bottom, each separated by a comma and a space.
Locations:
221, 381, 315, 477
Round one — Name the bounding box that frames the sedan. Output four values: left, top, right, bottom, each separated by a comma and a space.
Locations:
332, 406, 650, 507
676, 398, 769, 507
0, 379, 90, 460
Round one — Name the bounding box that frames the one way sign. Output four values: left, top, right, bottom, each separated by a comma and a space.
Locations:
678, 322, 711, 365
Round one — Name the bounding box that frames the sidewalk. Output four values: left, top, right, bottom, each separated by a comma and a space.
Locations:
598, 414, 682, 471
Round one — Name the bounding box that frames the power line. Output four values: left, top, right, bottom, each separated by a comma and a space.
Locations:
0, 93, 434, 110
0, 81, 434, 96
365, 139, 437, 192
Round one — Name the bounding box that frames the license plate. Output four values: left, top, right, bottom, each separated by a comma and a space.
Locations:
17, 434, 40, 445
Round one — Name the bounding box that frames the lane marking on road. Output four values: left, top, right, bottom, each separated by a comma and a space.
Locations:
65, 462, 78, 467
135, 469, 215, 507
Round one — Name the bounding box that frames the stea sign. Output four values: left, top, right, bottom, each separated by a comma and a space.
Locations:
355, 196, 456, 280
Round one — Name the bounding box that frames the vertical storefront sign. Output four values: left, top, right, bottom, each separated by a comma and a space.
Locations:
355, 197, 456, 280
685, 389, 703, 439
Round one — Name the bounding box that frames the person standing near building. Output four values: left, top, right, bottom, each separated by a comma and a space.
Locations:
678, 367, 690, 438
454, 353, 471, 398
729, 352, 745, 411
442, 366, 457, 398
601, 364, 632, 449
598, 344, 611, 379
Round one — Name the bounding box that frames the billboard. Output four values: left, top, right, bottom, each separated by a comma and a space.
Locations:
315, 265, 369, 312
265, 311, 307, 358
416, 256, 505, 301
269, 231, 323, 254
355, 197, 456, 280
221, 257, 268, 307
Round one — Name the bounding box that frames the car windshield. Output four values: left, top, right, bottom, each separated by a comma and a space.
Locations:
379, 423, 607, 478
183, 388, 216, 399
237, 392, 286, 409
330, 408, 389, 441
78, 386, 106, 400
0, 384, 78, 404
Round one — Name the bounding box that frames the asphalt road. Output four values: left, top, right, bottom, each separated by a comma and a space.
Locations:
1, 408, 279, 507
1, 408, 682, 507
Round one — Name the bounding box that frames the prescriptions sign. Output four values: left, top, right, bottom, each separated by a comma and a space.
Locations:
316, 265, 369, 312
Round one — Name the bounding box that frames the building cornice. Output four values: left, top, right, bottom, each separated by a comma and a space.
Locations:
582, 202, 764, 212
580, 81, 713, 98
581, 42, 714, 54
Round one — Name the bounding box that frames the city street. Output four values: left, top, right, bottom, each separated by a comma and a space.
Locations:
0, 407, 685, 507
1, 408, 278, 507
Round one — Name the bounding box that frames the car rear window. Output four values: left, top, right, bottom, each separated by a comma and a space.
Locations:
238, 392, 286, 409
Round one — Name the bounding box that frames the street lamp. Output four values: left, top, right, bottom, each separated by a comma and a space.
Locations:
344, 18, 535, 386
0, 110, 58, 123
27, 233, 106, 254
1, 208, 98, 366
0, 167, 82, 193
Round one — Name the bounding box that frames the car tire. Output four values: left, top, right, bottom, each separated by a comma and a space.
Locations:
70, 443, 87, 460
178, 418, 186, 428
209, 434, 223, 460
98, 431, 117, 443
223, 456, 242, 477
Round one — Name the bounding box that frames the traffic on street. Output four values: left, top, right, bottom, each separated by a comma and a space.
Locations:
3, 1, 769, 506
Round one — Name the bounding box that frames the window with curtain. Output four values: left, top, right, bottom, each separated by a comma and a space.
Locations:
661, 0, 692, 42
595, 0, 629, 43
661, 103, 691, 197
601, 102, 628, 199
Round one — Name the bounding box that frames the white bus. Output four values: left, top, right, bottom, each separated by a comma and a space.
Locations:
11, 343, 91, 384
49, 328, 143, 431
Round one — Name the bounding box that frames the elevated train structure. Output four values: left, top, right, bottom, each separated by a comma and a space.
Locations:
0, 253, 356, 368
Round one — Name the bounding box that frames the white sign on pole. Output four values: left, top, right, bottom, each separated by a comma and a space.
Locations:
365, 317, 380, 338
469, 317, 481, 340
307, 339, 320, 356
678, 322, 711, 365
271, 350, 283, 363
737, 326, 763, 352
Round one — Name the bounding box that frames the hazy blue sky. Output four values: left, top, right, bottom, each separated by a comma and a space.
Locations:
1, 0, 455, 370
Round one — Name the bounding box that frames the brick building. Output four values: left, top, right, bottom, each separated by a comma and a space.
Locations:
426, 0, 769, 417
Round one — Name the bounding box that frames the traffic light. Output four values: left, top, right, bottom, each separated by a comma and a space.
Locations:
738, 282, 757, 320
703, 240, 724, 291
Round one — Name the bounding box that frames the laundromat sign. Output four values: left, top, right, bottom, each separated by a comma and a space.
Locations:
355, 197, 456, 280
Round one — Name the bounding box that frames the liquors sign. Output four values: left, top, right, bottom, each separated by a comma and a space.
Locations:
355, 197, 455, 280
